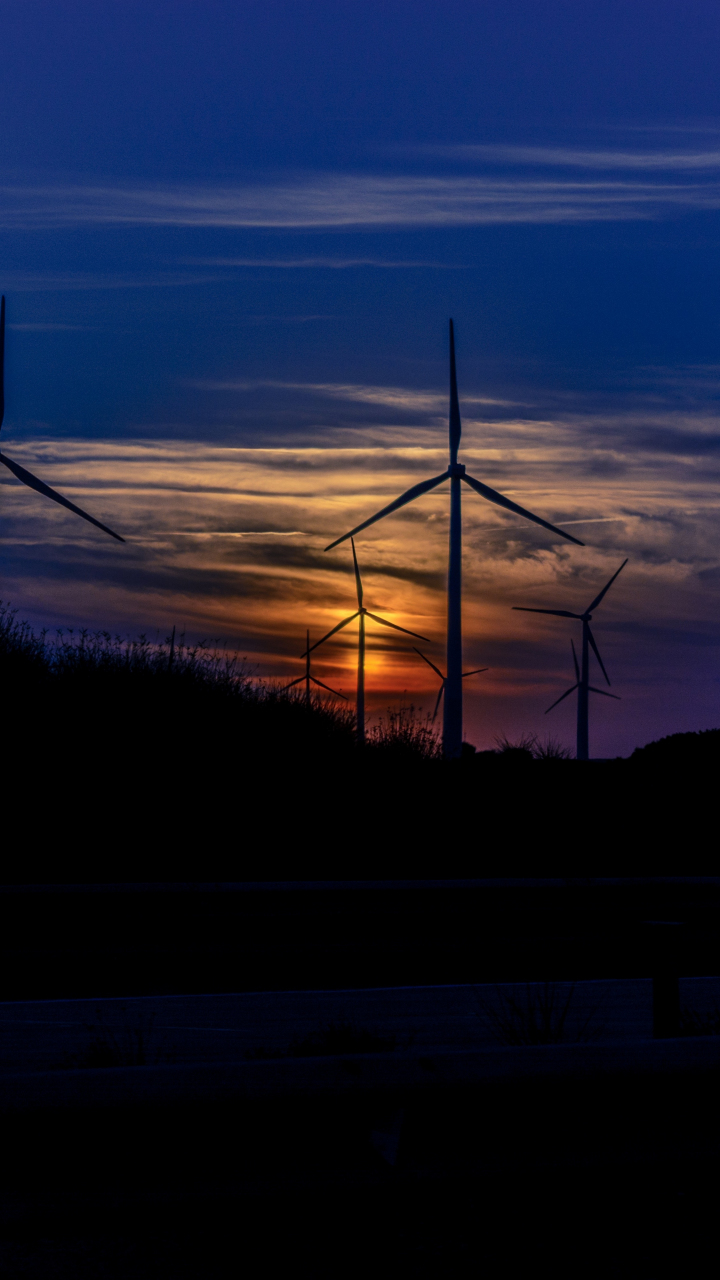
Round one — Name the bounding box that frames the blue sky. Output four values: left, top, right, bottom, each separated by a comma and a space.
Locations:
2, 1, 720, 753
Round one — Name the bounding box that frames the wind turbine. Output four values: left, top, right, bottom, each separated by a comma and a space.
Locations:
325, 319, 583, 757
0, 296, 123, 543
412, 647, 488, 724
283, 629, 347, 707
304, 538, 428, 744
513, 559, 627, 760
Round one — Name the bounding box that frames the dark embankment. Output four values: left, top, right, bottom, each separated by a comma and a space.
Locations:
1, 604, 716, 875
1, 878, 719, 998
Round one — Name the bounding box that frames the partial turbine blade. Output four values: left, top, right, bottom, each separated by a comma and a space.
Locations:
412, 646, 445, 680
310, 676, 348, 700
302, 612, 360, 655
544, 684, 579, 714
0, 295, 5, 431
365, 611, 429, 641
462, 667, 488, 677
586, 625, 611, 686
586, 559, 628, 614
571, 639, 580, 682
324, 471, 450, 551
432, 683, 445, 723
513, 607, 582, 618
449, 318, 461, 464
282, 675, 306, 690
351, 537, 363, 609
462, 474, 584, 545
588, 685, 621, 700
0, 451, 125, 542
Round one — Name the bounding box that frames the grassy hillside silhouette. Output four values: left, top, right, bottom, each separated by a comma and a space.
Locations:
1, 602, 715, 875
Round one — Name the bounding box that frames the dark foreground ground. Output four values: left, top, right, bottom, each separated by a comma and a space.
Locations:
0, 879, 718, 1279
2, 1065, 718, 1278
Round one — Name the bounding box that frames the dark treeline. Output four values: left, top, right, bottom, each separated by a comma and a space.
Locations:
1, 603, 715, 876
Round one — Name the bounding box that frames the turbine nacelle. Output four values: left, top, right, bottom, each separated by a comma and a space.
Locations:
513, 561, 628, 758
323, 319, 588, 757
413, 647, 488, 722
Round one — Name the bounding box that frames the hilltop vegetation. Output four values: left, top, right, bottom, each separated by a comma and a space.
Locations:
1, 603, 715, 876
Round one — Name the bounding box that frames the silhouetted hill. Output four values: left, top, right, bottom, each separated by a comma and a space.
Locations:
630, 728, 720, 763
1, 603, 714, 875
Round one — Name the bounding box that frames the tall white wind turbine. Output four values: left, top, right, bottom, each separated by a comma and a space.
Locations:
0, 297, 124, 543
513, 559, 627, 760
325, 320, 583, 757
304, 538, 428, 744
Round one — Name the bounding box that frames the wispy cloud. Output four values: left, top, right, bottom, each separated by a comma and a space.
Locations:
425, 145, 720, 170
195, 379, 514, 412
0, 271, 224, 292
3, 169, 720, 231
7, 322, 93, 331
181, 256, 458, 269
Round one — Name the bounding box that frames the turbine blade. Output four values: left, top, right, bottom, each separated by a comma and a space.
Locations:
544, 684, 579, 714
449, 318, 461, 463
432, 683, 445, 722
462, 474, 584, 545
571, 639, 580, 682
365, 611, 429, 641
351, 537, 363, 609
324, 471, 450, 551
302, 612, 360, 655
0, 451, 125, 542
588, 685, 621, 700
586, 625, 611, 685
282, 675, 306, 690
513, 607, 582, 618
310, 676, 348, 700
586, 559, 628, 614
412, 646, 445, 679
462, 667, 488, 677
0, 295, 5, 431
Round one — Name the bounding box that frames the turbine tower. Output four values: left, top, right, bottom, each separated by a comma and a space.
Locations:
412, 647, 488, 724
304, 538, 428, 744
513, 559, 627, 760
325, 320, 583, 757
0, 296, 123, 542
283, 629, 347, 708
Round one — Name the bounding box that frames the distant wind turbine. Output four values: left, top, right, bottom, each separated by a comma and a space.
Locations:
513, 559, 627, 760
304, 538, 428, 743
283, 630, 347, 707
0, 296, 124, 542
325, 320, 583, 758
412, 647, 488, 724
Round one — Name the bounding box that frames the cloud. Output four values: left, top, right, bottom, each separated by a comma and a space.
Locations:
8, 322, 94, 331
195, 378, 518, 412
424, 145, 720, 171
3, 169, 720, 231
0, 271, 224, 292
181, 257, 458, 269
3, 399, 720, 755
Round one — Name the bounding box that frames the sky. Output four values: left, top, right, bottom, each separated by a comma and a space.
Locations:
2, 0, 720, 754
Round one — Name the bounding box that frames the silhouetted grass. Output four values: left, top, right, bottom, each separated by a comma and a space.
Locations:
4, 600, 720, 874
367, 704, 441, 762
0, 603, 441, 770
